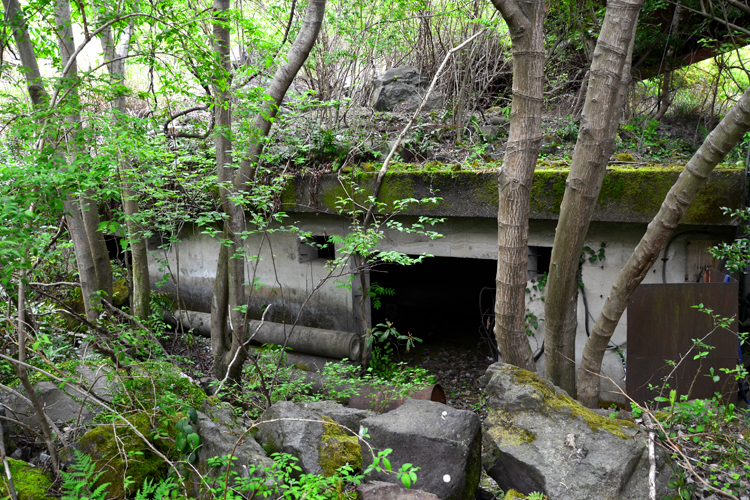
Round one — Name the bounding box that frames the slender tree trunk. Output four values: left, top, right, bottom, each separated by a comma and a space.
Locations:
55, 0, 114, 306
489, 0, 545, 371
543, 0, 642, 395
4, 0, 106, 321
210, 0, 327, 383
210, 0, 247, 383
577, 86, 750, 407
101, 14, 150, 319
653, 3, 681, 123
15, 273, 59, 475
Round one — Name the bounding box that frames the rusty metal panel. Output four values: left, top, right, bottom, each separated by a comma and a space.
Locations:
627, 269, 738, 407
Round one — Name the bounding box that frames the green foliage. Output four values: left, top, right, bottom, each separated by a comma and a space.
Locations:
60, 450, 110, 500
203, 449, 410, 499
173, 410, 200, 466
711, 207, 750, 272
368, 282, 395, 311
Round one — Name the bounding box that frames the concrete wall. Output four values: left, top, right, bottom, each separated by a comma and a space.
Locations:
148, 214, 736, 404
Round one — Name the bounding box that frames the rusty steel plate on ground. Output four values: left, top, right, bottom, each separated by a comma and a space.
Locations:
627, 269, 738, 407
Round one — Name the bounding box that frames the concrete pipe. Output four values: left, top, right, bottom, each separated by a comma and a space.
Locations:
165, 310, 361, 361
248, 320, 361, 361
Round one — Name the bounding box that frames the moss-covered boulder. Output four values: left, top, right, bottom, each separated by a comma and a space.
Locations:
75, 413, 172, 499
0, 459, 56, 500
479, 363, 669, 500
257, 401, 373, 477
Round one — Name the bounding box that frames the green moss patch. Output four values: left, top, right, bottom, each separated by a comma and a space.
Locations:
318, 416, 362, 476
77, 413, 173, 499
112, 279, 129, 307
506, 366, 635, 439
485, 408, 537, 446
0, 459, 55, 500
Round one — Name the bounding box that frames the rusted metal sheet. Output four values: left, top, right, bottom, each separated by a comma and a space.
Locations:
627, 269, 738, 407
348, 384, 446, 413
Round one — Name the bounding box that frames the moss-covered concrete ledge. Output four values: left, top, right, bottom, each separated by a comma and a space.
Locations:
280, 166, 745, 225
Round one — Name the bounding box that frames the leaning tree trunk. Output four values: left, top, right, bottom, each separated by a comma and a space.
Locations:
489, 0, 545, 371
4, 0, 106, 321
55, 0, 114, 311
577, 86, 750, 407
210, 0, 327, 384
3, 0, 62, 474
101, 15, 150, 319
543, 0, 642, 396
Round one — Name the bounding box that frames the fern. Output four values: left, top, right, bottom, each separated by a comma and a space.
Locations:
135, 477, 185, 499
60, 450, 110, 500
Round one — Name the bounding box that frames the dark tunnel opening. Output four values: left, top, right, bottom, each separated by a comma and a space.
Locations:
370, 256, 498, 352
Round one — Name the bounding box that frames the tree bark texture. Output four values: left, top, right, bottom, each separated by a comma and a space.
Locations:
489, 0, 545, 371
5, 0, 108, 321
543, 0, 642, 396
210, 0, 327, 383
577, 86, 750, 407
101, 13, 150, 319
210, 0, 246, 383
55, 0, 114, 312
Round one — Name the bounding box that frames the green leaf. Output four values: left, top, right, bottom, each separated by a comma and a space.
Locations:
175, 433, 186, 452
187, 432, 201, 450
187, 408, 198, 424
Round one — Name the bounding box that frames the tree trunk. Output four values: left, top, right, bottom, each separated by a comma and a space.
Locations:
4, 0, 107, 321
489, 0, 545, 371
577, 86, 750, 407
543, 0, 642, 396
101, 14, 149, 319
210, 0, 248, 384
210, 0, 327, 383
15, 273, 60, 475
55, 0, 114, 308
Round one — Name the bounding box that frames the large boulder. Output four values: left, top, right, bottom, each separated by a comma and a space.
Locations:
190, 400, 273, 498
256, 401, 370, 476
480, 363, 670, 500
1, 381, 98, 434
360, 399, 482, 500
357, 480, 440, 500
73, 413, 172, 499
372, 66, 443, 112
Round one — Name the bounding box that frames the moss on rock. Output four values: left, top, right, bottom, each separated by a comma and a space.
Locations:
318, 416, 362, 476
0, 459, 55, 500
612, 153, 637, 162
507, 366, 635, 439
112, 279, 129, 307
77, 413, 171, 499
485, 408, 536, 446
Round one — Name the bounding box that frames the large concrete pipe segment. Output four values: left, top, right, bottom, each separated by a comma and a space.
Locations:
165, 310, 361, 360
248, 320, 361, 361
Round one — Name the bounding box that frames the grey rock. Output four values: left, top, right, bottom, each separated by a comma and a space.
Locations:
256, 401, 326, 474
256, 401, 366, 476
297, 400, 375, 433
480, 363, 670, 500
357, 481, 440, 500
360, 399, 481, 500
2, 381, 98, 435
74, 363, 116, 402
372, 66, 443, 112
478, 125, 499, 142
191, 406, 273, 498
488, 114, 509, 126
375, 66, 429, 88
